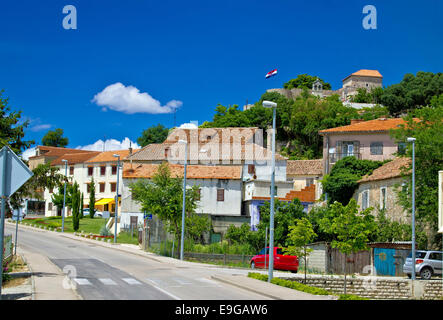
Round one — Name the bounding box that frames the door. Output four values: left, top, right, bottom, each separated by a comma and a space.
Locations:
255, 248, 268, 268
374, 248, 396, 276
429, 252, 443, 275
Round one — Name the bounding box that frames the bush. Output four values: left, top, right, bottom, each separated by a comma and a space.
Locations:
99, 224, 112, 236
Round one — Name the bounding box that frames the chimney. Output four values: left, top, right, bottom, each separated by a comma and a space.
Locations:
350, 119, 366, 125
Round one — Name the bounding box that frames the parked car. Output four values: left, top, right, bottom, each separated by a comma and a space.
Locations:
403, 250, 443, 280
250, 247, 299, 273
94, 211, 103, 218
82, 208, 90, 216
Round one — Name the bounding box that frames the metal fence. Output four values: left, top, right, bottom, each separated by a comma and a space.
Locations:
2, 234, 13, 264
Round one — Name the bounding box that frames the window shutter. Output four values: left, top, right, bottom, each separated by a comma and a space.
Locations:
354, 141, 360, 156
217, 189, 224, 201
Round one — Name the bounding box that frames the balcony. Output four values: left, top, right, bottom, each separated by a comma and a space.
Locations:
328, 152, 362, 164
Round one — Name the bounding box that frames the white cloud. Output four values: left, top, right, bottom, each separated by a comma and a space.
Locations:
21, 147, 37, 160
29, 124, 52, 132
92, 82, 182, 114
76, 137, 140, 152
178, 121, 198, 129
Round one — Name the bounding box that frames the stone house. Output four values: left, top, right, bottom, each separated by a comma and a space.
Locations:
353, 157, 411, 223
341, 69, 383, 101
319, 117, 417, 175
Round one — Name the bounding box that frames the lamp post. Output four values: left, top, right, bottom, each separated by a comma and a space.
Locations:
113, 154, 120, 243
178, 139, 188, 260
61, 159, 68, 233
263, 100, 277, 282
407, 137, 416, 280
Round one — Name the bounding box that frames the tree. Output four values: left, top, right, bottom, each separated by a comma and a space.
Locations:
380, 72, 443, 115
390, 105, 443, 249
89, 178, 96, 219
80, 192, 84, 220
255, 199, 305, 250
283, 74, 332, 90
42, 128, 69, 147
71, 182, 81, 231
319, 199, 376, 295
284, 218, 317, 283
137, 124, 169, 147
129, 162, 206, 251
185, 214, 211, 244
0, 90, 34, 155
321, 156, 385, 205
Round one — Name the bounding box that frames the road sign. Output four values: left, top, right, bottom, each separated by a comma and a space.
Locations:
12, 208, 25, 221
0, 146, 33, 197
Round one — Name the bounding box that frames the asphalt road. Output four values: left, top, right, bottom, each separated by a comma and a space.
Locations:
5, 224, 271, 300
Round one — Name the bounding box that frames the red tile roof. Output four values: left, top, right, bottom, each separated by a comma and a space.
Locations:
287, 160, 323, 176
342, 69, 383, 82
319, 118, 419, 134
85, 149, 140, 163
123, 163, 242, 180
51, 152, 100, 166
358, 157, 411, 183
28, 145, 94, 160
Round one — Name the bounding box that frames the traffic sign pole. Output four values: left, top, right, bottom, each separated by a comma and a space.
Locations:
0, 147, 9, 299
0, 146, 33, 299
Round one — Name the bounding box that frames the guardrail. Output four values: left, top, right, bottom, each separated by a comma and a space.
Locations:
184, 252, 254, 265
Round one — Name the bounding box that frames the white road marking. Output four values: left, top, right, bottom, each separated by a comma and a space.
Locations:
99, 278, 117, 285
197, 278, 220, 286
145, 279, 182, 300
122, 278, 142, 285
74, 278, 92, 285
173, 278, 192, 285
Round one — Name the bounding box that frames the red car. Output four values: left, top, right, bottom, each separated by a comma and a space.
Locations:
250, 247, 299, 273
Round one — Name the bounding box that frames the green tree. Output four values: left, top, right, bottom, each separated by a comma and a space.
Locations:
283, 74, 332, 90
255, 199, 305, 250
80, 192, 84, 219
322, 156, 385, 205
185, 214, 211, 244
0, 90, 34, 155
390, 105, 443, 248
71, 182, 81, 231
41, 128, 69, 147
89, 178, 96, 219
283, 218, 317, 283
351, 88, 374, 103
10, 163, 64, 210
137, 124, 169, 147
380, 72, 443, 115
129, 163, 205, 250
319, 199, 376, 294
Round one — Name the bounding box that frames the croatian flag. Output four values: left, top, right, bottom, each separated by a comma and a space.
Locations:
265, 69, 277, 79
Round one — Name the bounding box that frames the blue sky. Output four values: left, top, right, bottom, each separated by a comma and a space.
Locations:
0, 0, 442, 152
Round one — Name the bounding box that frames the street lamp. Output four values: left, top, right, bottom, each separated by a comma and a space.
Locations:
262, 100, 277, 282
178, 139, 188, 260
407, 137, 416, 280
61, 159, 68, 233
113, 154, 121, 244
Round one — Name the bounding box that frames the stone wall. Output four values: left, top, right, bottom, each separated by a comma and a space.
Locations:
280, 276, 443, 300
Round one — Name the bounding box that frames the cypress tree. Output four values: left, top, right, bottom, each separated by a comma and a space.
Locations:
89, 177, 95, 219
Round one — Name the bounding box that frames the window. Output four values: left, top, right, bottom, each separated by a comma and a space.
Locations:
306, 178, 314, 187
398, 142, 407, 155
110, 183, 116, 192
88, 167, 93, 176
362, 190, 369, 210
100, 166, 106, 176
99, 183, 105, 193
380, 187, 387, 210
164, 148, 170, 159
370, 142, 383, 155
86, 184, 91, 193
258, 248, 269, 255
429, 252, 443, 261
111, 165, 117, 175
69, 166, 74, 175
248, 164, 255, 174
276, 248, 283, 255
217, 189, 224, 202
196, 188, 201, 201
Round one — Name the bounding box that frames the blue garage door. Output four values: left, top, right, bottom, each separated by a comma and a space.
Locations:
374, 248, 396, 276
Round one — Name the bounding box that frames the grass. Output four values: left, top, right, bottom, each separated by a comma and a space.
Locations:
248, 272, 369, 300
20, 216, 139, 245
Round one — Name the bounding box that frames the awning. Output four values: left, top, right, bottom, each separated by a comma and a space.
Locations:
95, 198, 115, 206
